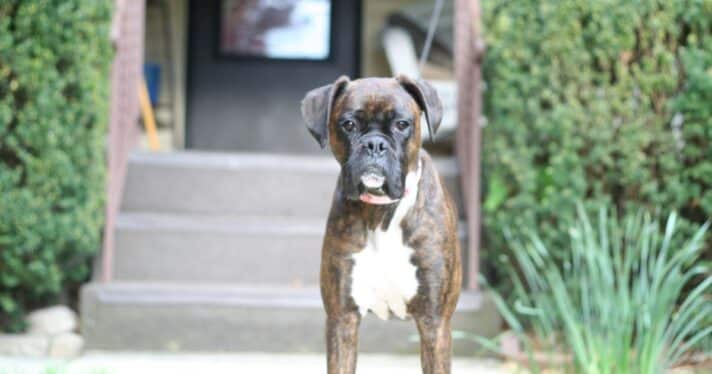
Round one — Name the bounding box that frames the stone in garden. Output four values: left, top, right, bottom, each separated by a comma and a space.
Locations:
48, 332, 84, 358
500, 330, 521, 356
0, 334, 49, 357
26, 305, 78, 335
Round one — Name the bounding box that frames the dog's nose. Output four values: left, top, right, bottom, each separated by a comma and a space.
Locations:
363, 136, 387, 157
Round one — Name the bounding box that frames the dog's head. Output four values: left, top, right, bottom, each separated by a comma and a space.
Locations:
301, 76, 442, 205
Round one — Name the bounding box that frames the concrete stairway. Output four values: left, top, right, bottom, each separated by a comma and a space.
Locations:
81, 151, 499, 353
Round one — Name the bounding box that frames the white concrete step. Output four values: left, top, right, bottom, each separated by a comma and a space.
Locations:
81, 282, 500, 354
113, 213, 324, 284
120, 151, 462, 217
113, 212, 467, 285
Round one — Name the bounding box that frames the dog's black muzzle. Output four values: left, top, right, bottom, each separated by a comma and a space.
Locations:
342, 134, 405, 201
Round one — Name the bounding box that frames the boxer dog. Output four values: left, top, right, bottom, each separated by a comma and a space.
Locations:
301, 75, 461, 374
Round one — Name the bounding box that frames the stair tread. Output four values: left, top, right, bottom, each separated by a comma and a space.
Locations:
130, 151, 339, 172
128, 151, 459, 176
117, 212, 466, 236
85, 282, 483, 311
116, 212, 327, 234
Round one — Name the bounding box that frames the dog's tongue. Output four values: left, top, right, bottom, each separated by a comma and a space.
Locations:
359, 187, 410, 205
359, 193, 399, 205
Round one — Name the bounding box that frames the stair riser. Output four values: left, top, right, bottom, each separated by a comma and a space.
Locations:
121, 157, 462, 216
113, 227, 468, 284
81, 286, 500, 354
122, 165, 337, 217
114, 229, 323, 284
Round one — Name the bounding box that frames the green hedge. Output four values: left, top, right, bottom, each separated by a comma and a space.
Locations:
0, 0, 112, 332
481, 0, 711, 269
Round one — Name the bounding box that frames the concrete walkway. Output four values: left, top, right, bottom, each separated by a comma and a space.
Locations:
0, 352, 507, 373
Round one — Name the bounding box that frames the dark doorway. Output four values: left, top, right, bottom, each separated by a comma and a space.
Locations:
186, 0, 361, 153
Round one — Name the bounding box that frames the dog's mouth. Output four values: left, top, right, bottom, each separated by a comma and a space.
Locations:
358, 171, 402, 205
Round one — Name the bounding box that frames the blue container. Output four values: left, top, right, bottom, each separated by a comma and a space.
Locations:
143, 63, 161, 105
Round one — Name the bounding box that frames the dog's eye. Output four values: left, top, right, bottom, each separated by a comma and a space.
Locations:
341, 120, 356, 132
395, 120, 410, 131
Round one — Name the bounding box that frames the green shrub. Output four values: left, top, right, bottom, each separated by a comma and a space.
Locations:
478, 207, 710, 373
0, 0, 112, 332
481, 0, 712, 270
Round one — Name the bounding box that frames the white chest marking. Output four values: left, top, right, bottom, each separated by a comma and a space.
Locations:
350, 163, 421, 320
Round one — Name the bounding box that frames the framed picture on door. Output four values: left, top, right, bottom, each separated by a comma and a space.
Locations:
219, 0, 333, 60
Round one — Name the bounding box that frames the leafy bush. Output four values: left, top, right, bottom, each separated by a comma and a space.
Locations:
0, 0, 112, 331
481, 0, 712, 269
479, 207, 710, 373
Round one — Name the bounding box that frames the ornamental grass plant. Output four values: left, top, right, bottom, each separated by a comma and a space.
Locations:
477, 206, 710, 373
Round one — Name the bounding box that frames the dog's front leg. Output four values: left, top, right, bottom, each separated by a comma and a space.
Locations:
415, 316, 452, 374
326, 312, 361, 374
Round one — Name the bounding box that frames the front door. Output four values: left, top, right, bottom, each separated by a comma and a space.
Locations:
186, 0, 361, 153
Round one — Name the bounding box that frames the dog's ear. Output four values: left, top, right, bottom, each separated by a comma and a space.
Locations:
396, 75, 443, 143
301, 76, 350, 148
